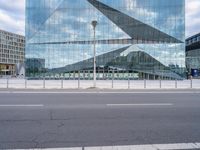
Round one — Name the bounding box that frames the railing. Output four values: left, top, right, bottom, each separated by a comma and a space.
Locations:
0, 78, 199, 89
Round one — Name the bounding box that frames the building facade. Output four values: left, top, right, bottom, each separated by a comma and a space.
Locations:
186, 33, 200, 78
26, 0, 185, 79
0, 29, 25, 76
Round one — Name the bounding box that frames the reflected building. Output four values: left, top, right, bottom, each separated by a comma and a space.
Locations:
186, 33, 200, 78
25, 58, 46, 77
26, 0, 185, 79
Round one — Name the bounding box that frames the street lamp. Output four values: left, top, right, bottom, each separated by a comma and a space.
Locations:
91, 20, 98, 88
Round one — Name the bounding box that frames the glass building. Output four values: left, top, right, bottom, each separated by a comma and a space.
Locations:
26, 0, 185, 79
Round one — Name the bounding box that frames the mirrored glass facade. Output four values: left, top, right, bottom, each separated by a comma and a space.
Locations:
26, 0, 185, 79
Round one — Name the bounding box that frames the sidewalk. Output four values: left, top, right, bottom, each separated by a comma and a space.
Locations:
0, 79, 200, 89
0, 88, 200, 93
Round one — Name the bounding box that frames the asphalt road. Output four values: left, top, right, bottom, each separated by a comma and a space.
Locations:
0, 90, 200, 149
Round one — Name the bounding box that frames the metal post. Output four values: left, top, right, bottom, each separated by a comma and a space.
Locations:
190, 78, 193, 89
144, 79, 146, 89
103, 68, 105, 80
78, 71, 80, 89
7, 78, 9, 89
73, 71, 75, 80
160, 78, 162, 89
112, 70, 114, 88
92, 20, 97, 88
25, 78, 27, 89
61, 78, 63, 89
83, 70, 85, 80
175, 79, 177, 89
128, 75, 130, 89
43, 78, 45, 89
93, 25, 96, 88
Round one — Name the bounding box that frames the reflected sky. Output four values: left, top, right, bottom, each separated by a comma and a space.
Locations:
26, 0, 185, 69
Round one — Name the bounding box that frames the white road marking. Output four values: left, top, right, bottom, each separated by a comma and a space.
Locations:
13, 142, 200, 150
0, 91, 10, 93
106, 103, 173, 106
196, 143, 200, 147
154, 143, 199, 150
0, 104, 44, 107
15, 148, 81, 150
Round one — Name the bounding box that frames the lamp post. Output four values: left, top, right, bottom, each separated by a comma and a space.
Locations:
91, 20, 97, 88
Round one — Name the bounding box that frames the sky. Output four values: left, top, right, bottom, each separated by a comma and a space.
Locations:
0, 0, 199, 38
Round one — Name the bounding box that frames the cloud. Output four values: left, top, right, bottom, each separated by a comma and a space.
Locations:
0, 0, 199, 38
0, 0, 25, 13
186, 0, 200, 37
0, 0, 25, 35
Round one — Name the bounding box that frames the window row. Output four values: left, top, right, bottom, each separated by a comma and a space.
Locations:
0, 59, 24, 64
186, 35, 200, 46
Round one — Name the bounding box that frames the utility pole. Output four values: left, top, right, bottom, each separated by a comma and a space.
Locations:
91, 20, 98, 88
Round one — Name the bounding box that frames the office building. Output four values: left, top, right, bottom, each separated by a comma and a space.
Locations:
26, 0, 185, 79
186, 33, 200, 77
0, 29, 25, 76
